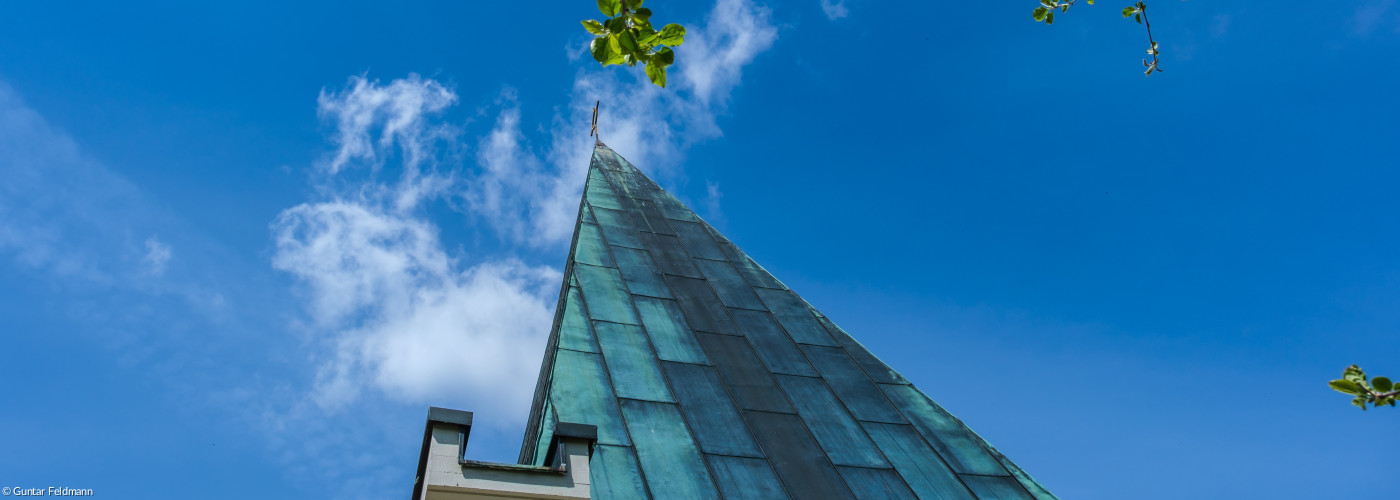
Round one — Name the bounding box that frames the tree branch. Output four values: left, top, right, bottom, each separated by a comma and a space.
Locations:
1330, 365, 1398, 410
1139, 2, 1162, 76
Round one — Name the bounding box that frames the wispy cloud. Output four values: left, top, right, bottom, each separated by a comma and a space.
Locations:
272, 200, 560, 412
1211, 14, 1232, 38
0, 82, 148, 284
502, 0, 779, 247
2, 0, 779, 494
703, 180, 726, 227
467, 91, 550, 245
142, 236, 172, 276
821, 0, 850, 20
0, 79, 272, 476
1355, 0, 1397, 35
317, 74, 457, 175
264, 0, 779, 482
315, 74, 460, 214
0, 82, 222, 315
272, 75, 560, 428
681, 0, 780, 108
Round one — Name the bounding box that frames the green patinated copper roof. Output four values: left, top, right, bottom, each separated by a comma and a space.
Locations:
519, 142, 1056, 499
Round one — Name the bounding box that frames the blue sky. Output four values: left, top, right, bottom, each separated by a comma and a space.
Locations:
2, 0, 1399, 498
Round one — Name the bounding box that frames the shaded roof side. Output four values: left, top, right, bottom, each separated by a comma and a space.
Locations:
518, 143, 1057, 500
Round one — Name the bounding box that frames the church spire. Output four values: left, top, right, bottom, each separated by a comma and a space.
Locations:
517, 143, 1057, 499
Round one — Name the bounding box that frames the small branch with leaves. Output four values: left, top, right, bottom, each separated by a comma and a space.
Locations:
1329, 365, 1399, 410
1031, 0, 1163, 77
583, 0, 686, 87
1031, 0, 1088, 26
1122, 2, 1161, 76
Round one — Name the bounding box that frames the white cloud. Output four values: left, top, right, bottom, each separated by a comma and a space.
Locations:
1355, 0, 1397, 35
821, 0, 850, 20
467, 94, 550, 244
4, 0, 777, 477
273, 76, 561, 428
0, 82, 212, 299
269, 0, 779, 468
272, 200, 558, 412
360, 260, 558, 405
680, 0, 780, 108
703, 180, 726, 227
318, 74, 457, 175
273, 201, 448, 327
142, 236, 172, 276
0, 82, 136, 284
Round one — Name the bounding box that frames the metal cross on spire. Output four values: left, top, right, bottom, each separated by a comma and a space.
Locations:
590, 100, 601, 145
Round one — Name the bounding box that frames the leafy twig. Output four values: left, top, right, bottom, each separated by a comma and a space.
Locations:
1032, 0, 1090, 26
1031, 0, 1163, 76
1123, 2, 1161, 76
1329, 365, 1399, 410
582, 0, 686, 87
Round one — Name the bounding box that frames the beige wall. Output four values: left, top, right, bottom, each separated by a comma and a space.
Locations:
421, 423, 591, 500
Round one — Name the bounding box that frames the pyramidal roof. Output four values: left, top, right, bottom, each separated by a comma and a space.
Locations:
518, 143, 1055, 499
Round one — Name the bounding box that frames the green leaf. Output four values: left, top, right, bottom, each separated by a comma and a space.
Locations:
607, 35, 624, 60
1046, 11, 1054, 24
1087, 0, 1094, 4
630, 0, 644, 7
591, 38, 609, 64
592, 36, 624, 65
1374, 377, 1393, 393
632, 11, 653, 30
1345, 365, 1366, 381
632, 7, 652, 20
617, 30, 640, 56
1032, 7, 1048, 21
597, 0, 622, 17
654, 47, 675, 67
606, 17, 629, 34
1331, 380, 1364, 395
637, 27, 660, 45
1040, 0, 1054, 7
1122, 6, 1135, 17
582, 19, 606, 35
645, 62, 667, 87
657, 23, 686, 46
1135, 13, 1141, 23
1353, 396, 1368, 410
